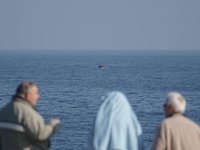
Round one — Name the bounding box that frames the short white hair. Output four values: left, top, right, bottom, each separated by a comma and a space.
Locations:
166, 92, 186, 114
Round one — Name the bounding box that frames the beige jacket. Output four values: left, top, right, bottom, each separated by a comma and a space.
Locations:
151, 113, 200, 150
0, 96, 61, 150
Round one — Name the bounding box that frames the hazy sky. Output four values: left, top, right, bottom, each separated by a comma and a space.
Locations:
0, 1, 200, 50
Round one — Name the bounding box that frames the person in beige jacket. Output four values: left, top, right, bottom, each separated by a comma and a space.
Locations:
0, 81, 61, 150
151, 92, 200, 150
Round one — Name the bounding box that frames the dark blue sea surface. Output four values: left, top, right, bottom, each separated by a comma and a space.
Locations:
0, 50, 200, 149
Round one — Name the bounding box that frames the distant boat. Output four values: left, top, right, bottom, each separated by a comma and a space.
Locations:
99, 65, 105, 68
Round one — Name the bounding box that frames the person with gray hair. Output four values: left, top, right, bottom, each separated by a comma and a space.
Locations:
0, 81, 61, 150
151, 92, 200, 150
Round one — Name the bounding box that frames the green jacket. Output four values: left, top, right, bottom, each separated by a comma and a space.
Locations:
0, 96, 61, 150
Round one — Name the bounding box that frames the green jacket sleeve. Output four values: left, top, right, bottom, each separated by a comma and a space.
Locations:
23, 110, 61, 141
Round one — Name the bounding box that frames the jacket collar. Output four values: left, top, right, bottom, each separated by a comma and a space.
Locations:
12, 95, 37, 111
167, 112, 186, 118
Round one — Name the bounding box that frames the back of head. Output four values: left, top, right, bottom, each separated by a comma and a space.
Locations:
16, 81, 35, 98
166, 92, 186, 114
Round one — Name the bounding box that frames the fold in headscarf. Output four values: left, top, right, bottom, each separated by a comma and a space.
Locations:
87, 91, 144, 150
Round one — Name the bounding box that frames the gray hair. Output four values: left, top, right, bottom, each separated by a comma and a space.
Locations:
166, 92, 186, 114
16, 81, 35, 97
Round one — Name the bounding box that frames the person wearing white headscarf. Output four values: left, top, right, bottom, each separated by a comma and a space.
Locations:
87, 91, 145, 150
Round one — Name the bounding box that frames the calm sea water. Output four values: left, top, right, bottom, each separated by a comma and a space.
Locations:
0, 50, 200, 150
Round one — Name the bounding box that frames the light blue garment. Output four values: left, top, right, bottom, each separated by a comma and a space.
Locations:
87, 91, 145, 150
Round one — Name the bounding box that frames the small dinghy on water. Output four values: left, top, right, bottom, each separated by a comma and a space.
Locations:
99, 65, 105, 68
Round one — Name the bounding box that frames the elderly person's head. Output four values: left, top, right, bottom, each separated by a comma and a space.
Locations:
16, 81, 40, 106
164, 92, 186, 117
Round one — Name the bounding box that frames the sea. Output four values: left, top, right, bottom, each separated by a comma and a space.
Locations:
0, 50, 200, 150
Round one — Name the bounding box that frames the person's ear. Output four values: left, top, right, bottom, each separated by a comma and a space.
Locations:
169, 104, 174, 114
25, 92, 29, 100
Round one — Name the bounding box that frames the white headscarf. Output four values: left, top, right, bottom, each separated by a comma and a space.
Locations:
87, 91, 145, 150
